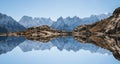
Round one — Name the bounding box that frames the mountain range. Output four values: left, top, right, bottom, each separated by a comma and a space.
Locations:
51, 13, 111, 31
18, 13, 111, 31
19, 16, 53, 28
0, 12, 111, 32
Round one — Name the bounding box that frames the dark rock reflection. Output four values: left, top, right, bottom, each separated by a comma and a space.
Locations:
74, 35, 120, 61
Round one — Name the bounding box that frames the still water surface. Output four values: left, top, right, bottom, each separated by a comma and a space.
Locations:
0, 36, 119, 64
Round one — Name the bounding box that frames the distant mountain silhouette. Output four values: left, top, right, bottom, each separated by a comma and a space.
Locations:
0, 13, 26, 32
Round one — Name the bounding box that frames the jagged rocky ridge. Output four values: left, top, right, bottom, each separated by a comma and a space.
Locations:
19, 16, 53, 28
19, 13, 111, 31
51, 14, 111, 31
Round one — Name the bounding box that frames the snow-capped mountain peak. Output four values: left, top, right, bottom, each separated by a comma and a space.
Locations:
19, 16, 53, 28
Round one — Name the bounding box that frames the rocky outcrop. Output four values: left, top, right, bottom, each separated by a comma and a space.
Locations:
72, 7, 120, 61
6, 25, 72, 42
73, 7, 120, 37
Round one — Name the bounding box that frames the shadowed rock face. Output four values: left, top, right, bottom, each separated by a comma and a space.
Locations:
0, 7, 120, 61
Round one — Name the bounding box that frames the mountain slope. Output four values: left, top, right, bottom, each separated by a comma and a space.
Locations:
0, 13, 26, 32
51, 17, 69, 31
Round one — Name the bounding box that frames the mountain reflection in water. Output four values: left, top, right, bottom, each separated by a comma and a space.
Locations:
0, 36, 26, 54
0, 36, 118, 59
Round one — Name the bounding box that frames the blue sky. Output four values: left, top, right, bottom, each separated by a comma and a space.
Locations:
0, 0, 120, 21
